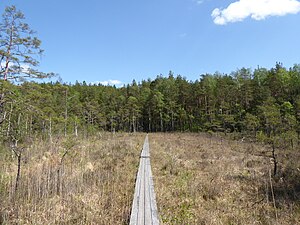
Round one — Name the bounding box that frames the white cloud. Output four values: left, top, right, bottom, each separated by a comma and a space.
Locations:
20, 64, 30, 73
0, 61, 31, 73
212, 0, 300, 25
92, 79, 123, 86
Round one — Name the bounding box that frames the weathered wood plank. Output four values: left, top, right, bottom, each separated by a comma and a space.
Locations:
130, 135, 160, 225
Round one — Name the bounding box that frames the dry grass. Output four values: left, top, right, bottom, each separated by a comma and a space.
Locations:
1, 132, 300, 224
0, 132, 144, 225
150, 133, 300, 225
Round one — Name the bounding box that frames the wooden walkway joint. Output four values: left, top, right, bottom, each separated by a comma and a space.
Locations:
130, 135, 160, 225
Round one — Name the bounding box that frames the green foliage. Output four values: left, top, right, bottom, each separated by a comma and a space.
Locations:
0, 5, 54, 81
245, 113, 259, 131
1, 58, 300, 156
0, 64, 297, 135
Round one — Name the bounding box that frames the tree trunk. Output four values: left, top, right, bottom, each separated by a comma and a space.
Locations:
12, 140, 22, 194
17, 113, 21, 127
110, 117, 114, 133
160, 112, 163, 132
6, 103, 12, 137
133, 115, 136, 133
272, 141, 277, 176
15, 152, 21, 193
0, 92, 6, 125
171, 111, 174, 131
56, 167, 61, 195
74, 118, 78, 137
25, 115, 28, 135
57, 150, 69, 196
49, 117, 52, 143
148, 108, 151, 132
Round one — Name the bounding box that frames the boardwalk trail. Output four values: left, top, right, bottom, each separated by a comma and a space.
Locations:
130, 134, 160, 225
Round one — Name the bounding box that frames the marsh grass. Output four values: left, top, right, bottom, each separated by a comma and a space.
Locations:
0, 132, 144, 224
1, 132, 300, 224
150, 133, 300, 225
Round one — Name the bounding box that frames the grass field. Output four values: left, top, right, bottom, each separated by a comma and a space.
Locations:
150, 133, 300, 225
1, 132, 300, 224
0, 133, 144, 225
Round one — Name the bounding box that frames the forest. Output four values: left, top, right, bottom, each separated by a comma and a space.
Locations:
2, 64, 300, 141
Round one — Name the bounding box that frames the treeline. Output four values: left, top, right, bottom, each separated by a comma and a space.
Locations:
1, 63, 300, 143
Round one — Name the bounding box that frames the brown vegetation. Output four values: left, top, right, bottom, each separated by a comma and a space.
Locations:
0, 132, 144, 224
1, 132, 300, 224
150, 133, 300, 225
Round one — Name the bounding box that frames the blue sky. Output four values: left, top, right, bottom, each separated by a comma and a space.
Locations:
1, 0, 300, 85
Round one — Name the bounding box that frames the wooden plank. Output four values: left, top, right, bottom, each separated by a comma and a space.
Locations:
149, 164, 160, 225
137, 157, 145, 225
144, 158, 152, 224
130, 135, 160, 225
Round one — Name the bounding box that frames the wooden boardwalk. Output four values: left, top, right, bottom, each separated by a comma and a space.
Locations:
130, 135, 160, 225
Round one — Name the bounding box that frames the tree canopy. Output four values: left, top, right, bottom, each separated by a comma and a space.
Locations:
0, 6, 54, 81
1, 63, 300, 138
